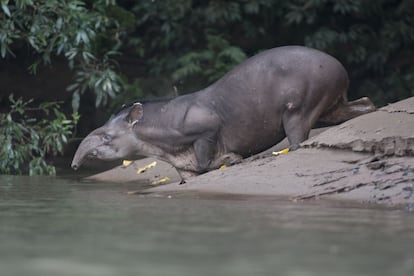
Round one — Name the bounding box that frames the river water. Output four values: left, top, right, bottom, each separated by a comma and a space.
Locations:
1, 175, 414, 276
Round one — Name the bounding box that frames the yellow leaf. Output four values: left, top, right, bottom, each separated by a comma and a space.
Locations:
122, 160, 133, 167
151, 176, 170, 185
219, 164, 227, 170
136, 161, 157, 174
272, 148, 290, 156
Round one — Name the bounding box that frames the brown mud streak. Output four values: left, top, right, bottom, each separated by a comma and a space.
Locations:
294, 183, 366, 200
293, 159, 414, 201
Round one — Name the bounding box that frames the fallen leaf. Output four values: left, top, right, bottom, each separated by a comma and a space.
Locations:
137, 161, 157, 174
151, 176, 170, 185
122, 160, 133, 167
272, 148, 290, 156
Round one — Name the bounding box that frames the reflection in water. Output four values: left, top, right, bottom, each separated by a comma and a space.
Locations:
1, 175, 414, 276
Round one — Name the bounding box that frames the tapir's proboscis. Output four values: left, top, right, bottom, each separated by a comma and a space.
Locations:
71, 46, 375, 182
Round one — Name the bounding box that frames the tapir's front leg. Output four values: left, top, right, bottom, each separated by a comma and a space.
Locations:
182, 105, 222, 174
193, 134, 217, 173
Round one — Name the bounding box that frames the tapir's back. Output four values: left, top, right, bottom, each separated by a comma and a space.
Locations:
209, 46, 348, 101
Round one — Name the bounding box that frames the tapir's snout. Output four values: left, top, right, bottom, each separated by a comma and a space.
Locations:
71, 153, 84, 171
71, 148, 96, 170
71, 135, 100, 171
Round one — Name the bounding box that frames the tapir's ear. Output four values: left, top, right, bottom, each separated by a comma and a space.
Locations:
127, 102, 143, 125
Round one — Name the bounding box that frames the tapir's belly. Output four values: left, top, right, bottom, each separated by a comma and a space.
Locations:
218, 114, 286, 157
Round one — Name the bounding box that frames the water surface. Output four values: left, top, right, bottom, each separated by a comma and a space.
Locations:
1, 175, 414, 276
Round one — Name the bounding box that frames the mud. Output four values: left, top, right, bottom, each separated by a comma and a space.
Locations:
303, 98, 414, 156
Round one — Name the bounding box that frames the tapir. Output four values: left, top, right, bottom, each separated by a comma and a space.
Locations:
71, 46, 375, 182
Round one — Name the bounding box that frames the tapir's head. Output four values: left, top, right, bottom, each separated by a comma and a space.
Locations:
71, 103, 143, 170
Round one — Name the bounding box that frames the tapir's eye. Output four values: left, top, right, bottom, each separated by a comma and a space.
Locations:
103, 134, 112, 143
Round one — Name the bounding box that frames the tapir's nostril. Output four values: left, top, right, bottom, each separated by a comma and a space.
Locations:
72, 164, 79, 170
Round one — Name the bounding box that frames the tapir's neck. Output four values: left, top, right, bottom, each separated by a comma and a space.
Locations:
133, 100, 175, 138
133, 122, 189, 155
132, 98, 195, 156
133, 138, 166, 159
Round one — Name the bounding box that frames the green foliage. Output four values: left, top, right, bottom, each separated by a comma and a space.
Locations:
0, 0, 122, 112
172, 35, 246, 83
107, 77, 144, 111
67, 52, 122, 111
0, 95, 79, 175
125, 0, 270, 93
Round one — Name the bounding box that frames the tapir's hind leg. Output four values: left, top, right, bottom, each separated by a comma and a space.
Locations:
318, 96, 376, 125
282, 112, 312, 151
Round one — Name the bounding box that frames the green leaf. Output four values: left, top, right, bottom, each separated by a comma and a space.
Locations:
66, 82, 79, 92
72, 91, 80, 112
56, 17, 63, 30
1, 2, 11, 17
95, 90, 103, 107
0, 43, 6, 58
